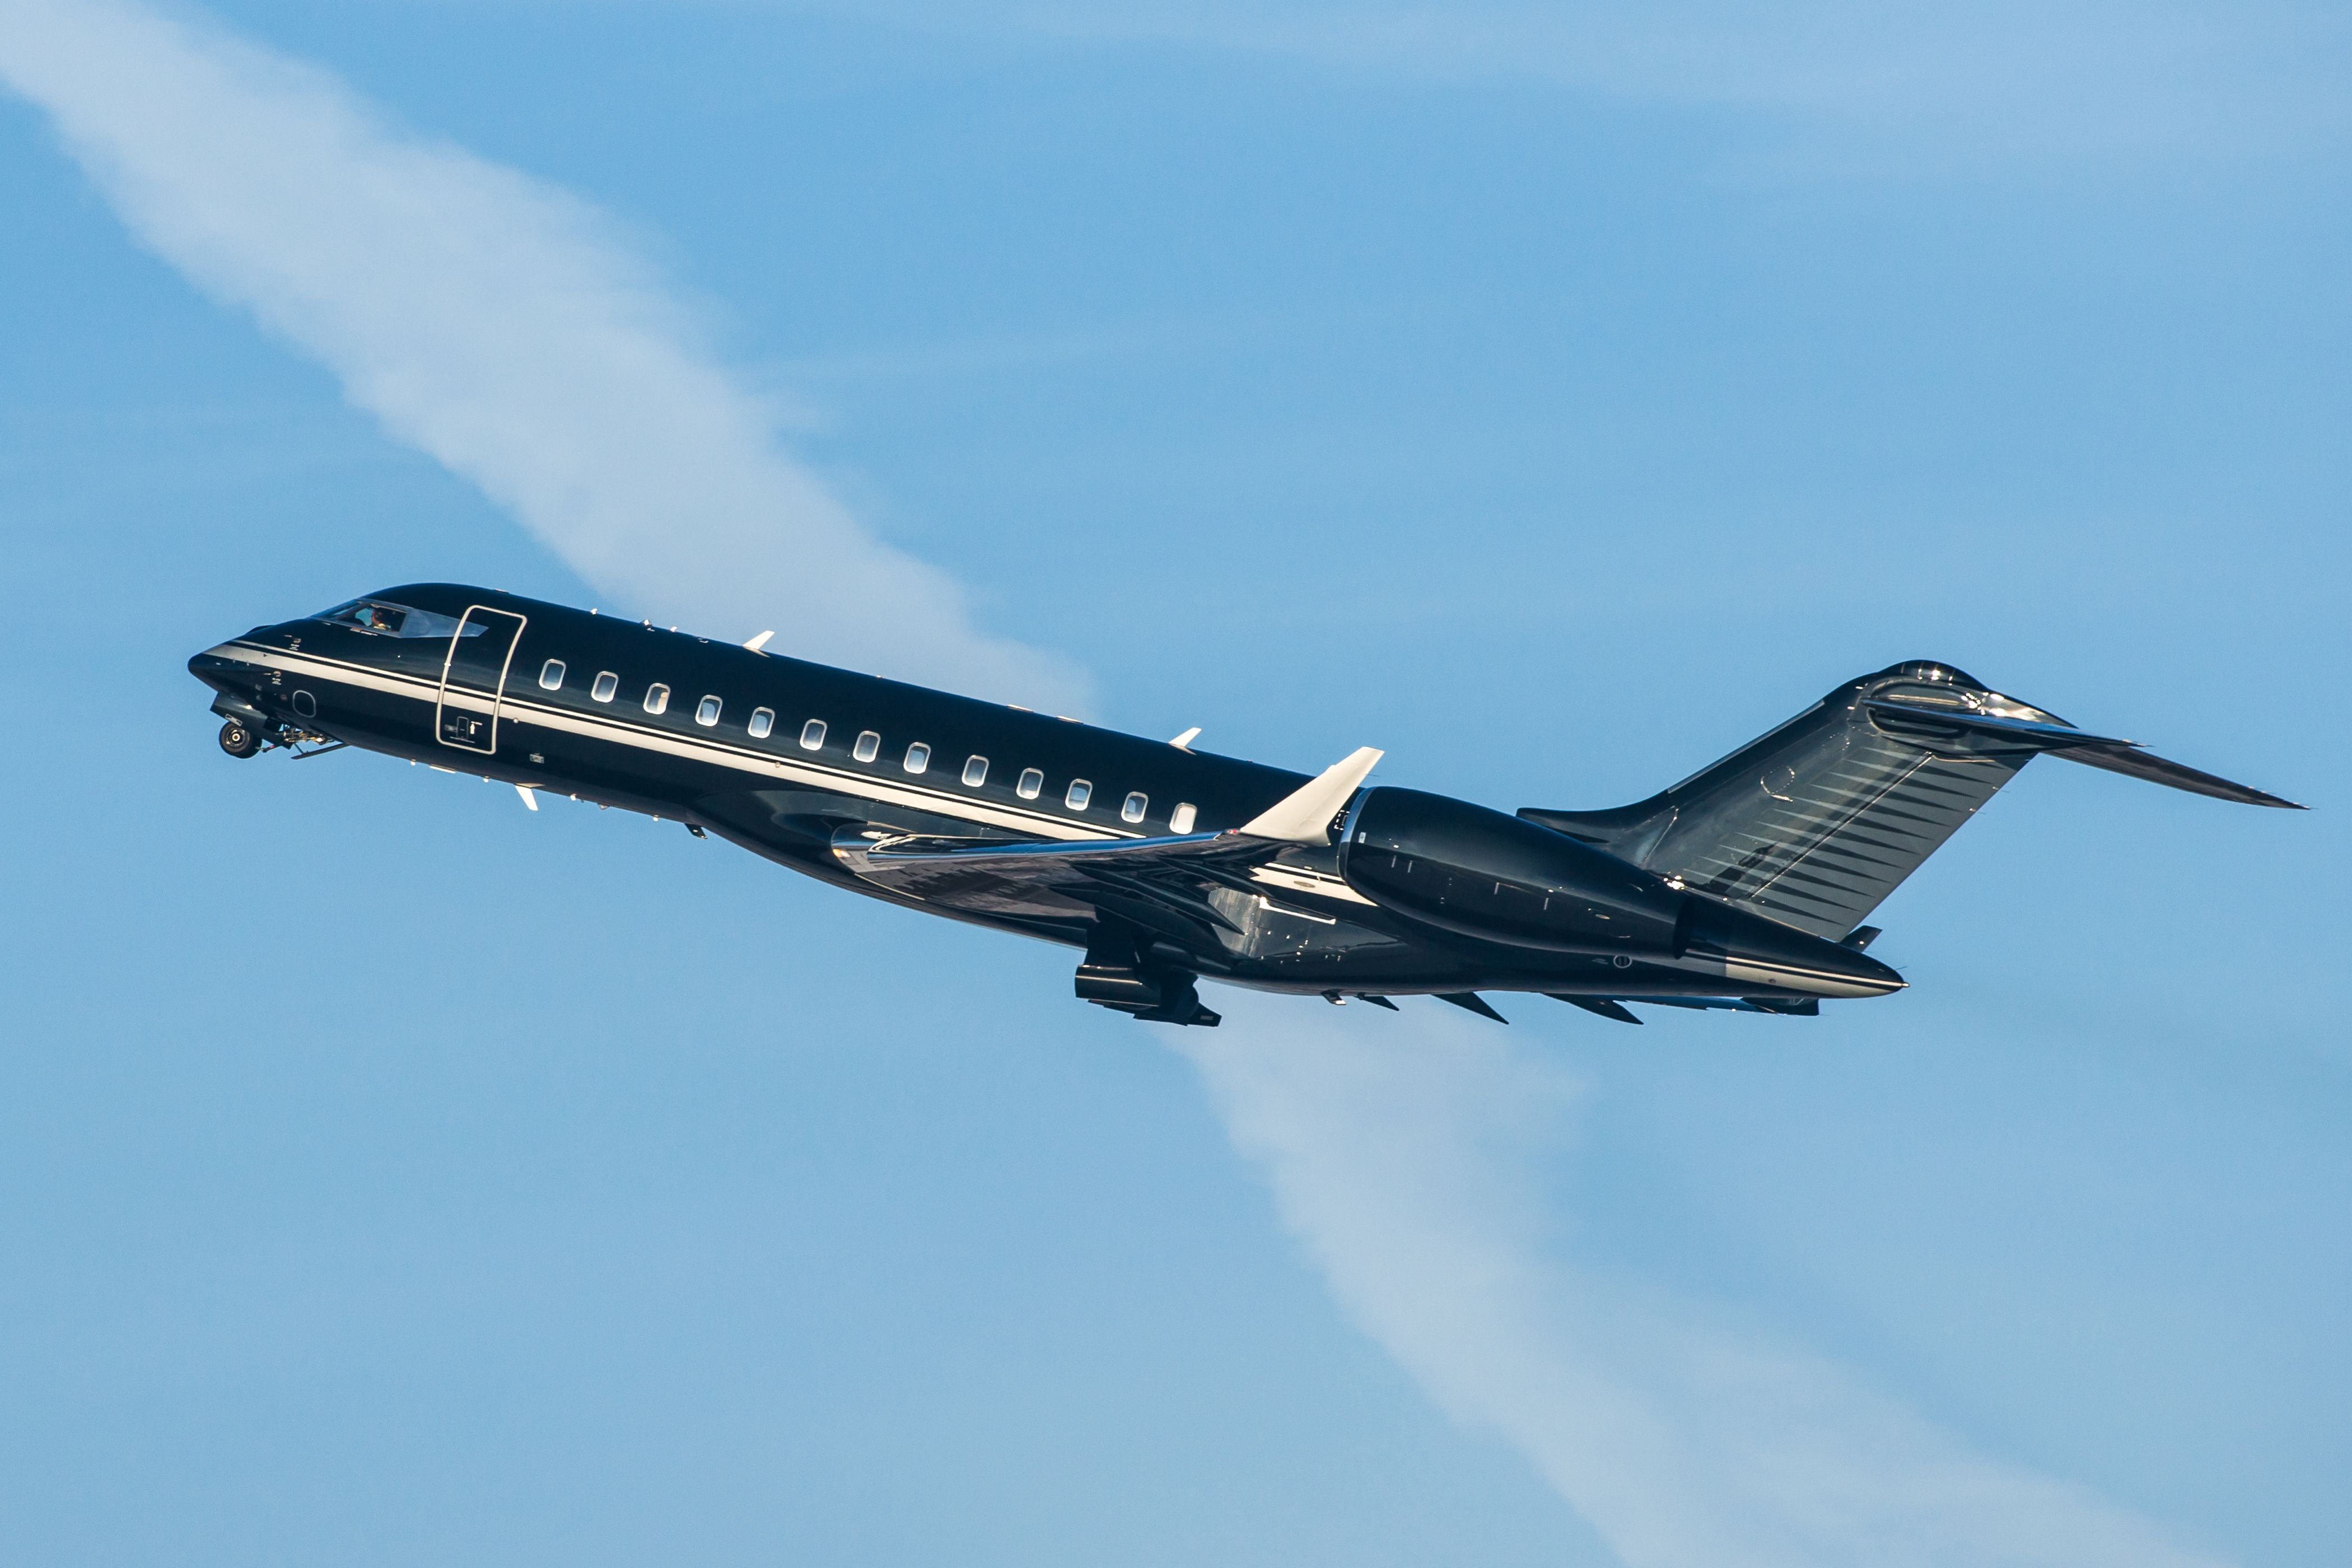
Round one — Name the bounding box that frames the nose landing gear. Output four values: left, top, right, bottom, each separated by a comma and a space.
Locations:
214, 712, 338, 759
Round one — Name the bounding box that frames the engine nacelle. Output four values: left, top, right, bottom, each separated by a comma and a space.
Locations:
1339, 786, 1908, 997
1340, 787, 1683, 955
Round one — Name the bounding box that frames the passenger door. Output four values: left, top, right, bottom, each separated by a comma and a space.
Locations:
435, 606, 527, 754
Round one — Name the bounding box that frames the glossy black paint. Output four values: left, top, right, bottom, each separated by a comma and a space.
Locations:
1342, 788, 1685, 955
194, 585, 1306, 834
1339, 787, 1902, 997
188, 582, 2290, 1025
189, 584, 1323, 943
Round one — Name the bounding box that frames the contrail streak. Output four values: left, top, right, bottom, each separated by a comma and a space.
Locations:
1186, 996, 2230, 1567
0, 0, 1087, 711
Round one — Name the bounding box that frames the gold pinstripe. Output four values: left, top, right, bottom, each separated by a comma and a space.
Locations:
203, 641, 1142, 844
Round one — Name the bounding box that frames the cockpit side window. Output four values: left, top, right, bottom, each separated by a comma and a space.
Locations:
314, 599, 482, 640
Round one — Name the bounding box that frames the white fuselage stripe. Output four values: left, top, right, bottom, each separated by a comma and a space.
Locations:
1717, 957, 1894, 998
206, 641, 1140, 843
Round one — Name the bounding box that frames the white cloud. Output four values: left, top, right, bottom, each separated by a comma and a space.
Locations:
1186, 996, 2230, 1567
0, 0, 1088, 710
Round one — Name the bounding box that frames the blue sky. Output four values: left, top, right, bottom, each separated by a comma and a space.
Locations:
1, 3, 2345, 1564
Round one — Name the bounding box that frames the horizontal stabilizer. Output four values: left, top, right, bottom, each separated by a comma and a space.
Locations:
2057, 744, 2304, 809
1862, 698, 2135, 749
1865, 696, 2302, 808
1240, 746, 1383, 843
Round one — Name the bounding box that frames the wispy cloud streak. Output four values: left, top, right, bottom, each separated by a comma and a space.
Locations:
0, 0, 1085, 708
1187, 997, 2229, 1568
838, 1, 2350, 170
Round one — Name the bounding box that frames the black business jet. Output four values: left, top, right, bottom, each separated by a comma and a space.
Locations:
189, 586, 2299, 1027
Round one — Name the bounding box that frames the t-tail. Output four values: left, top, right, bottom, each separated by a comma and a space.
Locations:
1520, 660, 2300, 945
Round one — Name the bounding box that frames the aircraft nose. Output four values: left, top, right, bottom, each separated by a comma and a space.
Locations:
188, 644, 247, 682
188, 627, 276, 692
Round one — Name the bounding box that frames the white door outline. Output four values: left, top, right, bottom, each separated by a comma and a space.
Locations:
434, 605, 528, 754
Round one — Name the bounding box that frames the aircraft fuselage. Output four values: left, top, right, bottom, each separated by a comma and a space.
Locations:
197, 583, 2120, 1027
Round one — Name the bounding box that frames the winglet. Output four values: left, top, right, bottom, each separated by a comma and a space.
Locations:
1238, 746, 1383, 843
1170, 726, 1202, 749
743, 630, 775, 654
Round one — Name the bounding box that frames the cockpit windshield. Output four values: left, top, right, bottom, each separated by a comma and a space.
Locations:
314, 600, 480, 639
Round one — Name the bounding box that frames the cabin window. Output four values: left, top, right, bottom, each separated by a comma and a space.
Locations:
644, 684, 670, 716
591, 671, 619, 703
748, 707, 774, 739
1017, 768, 1043, 800
801, 719, 827, 750
962, 755, 988, 787
695, 696, 722, 727
1065, 779, 1092, 810
1170, 802, 1197, 833
1122, 791, 1149, 824
853, 730, 880, 763
904, 742, 930, 774
538, 659, 566, 690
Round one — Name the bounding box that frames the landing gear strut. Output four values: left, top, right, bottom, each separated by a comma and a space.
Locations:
1075, 922, 1221, 1027
218, 718, 263, 759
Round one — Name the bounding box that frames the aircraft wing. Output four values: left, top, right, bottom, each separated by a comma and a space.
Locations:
830, 747, 1388, 945
834, 827, 1293, 945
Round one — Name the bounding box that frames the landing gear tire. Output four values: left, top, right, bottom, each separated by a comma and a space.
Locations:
218, 719, 263, 759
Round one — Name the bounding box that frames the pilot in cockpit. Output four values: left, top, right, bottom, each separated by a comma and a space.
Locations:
315, 598, 477, 641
